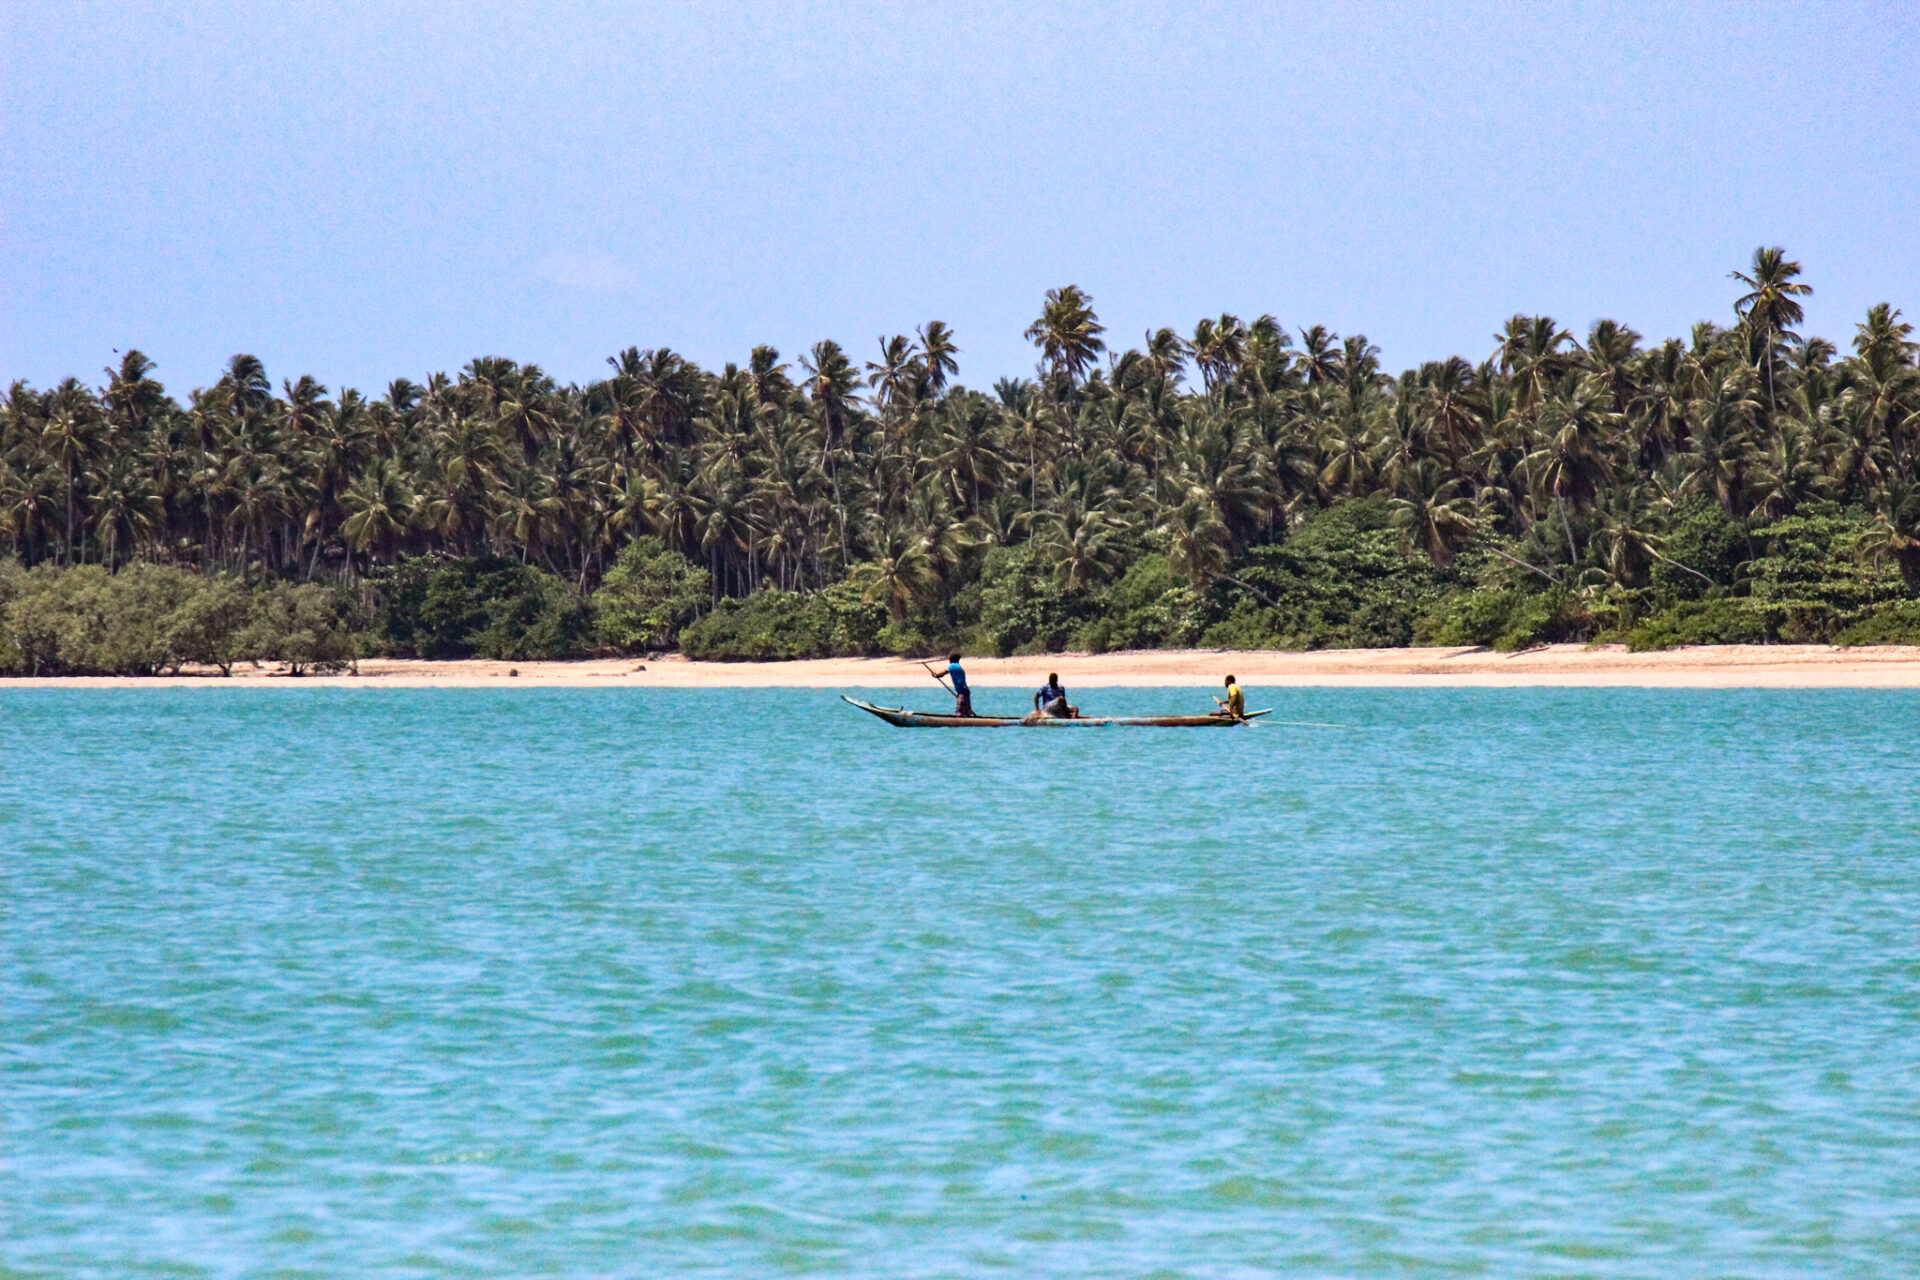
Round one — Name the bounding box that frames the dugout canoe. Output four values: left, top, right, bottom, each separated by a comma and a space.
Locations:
841, 695, 1268, 728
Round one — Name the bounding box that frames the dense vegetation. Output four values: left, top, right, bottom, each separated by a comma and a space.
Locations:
6, 247, 1920, 674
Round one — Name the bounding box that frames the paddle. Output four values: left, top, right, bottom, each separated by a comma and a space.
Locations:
919, 659, 955, 697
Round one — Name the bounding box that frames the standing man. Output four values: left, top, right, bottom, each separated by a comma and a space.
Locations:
1214, 673, 1245, 720
943, 653, 974, 717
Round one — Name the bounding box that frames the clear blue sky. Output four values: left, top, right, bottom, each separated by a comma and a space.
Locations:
4, 1, 1917, 395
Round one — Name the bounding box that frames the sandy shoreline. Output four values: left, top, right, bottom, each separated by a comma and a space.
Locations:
10, 644, 1920, 688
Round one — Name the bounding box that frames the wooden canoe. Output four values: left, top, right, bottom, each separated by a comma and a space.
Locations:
841, 696, 1269, 728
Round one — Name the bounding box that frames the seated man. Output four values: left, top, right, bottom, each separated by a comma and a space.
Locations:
1032, 672, 1078, 718
1213, 673, 1245, 720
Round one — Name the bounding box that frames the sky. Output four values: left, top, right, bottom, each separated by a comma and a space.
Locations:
3, 1, 1918, 396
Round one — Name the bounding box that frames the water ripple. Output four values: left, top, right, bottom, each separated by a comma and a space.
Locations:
4, 687, 1919, 1276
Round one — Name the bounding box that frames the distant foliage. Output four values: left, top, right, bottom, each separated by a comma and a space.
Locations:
0, 560, 364, 675
1075, 555, 1210, 653
970, 546, 1085, 656
590, 538, 710, 652
5, 250, 1920, 665
678, 582, 887, 661
239, 582, 365, 674
1205, 500, 1447, 650
1626, 599, 1770, 651
1746, 506, 1906, 642
1834, 601, 1920, 646
372, 556, 588, 660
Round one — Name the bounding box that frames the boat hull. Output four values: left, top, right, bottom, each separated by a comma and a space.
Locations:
841, 696, 1266, 728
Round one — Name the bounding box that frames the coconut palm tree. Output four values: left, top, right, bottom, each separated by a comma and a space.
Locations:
340, 457, 417, 569
851, 525, 938, 621
1159, 494, 1231, 587
86, 452, 164, 567
1526, 378, 1618, 562
1390, 461, 1479, 566
1680, 376, 1761, 516
1731, 246, 1812, 412
917, 321, 960, 395
1496, 315, 1575, 408
1034, 494, 1130, 591
1024, 286, 1106, 385
1190, 314, 1247, 394
43, 379, 104, 563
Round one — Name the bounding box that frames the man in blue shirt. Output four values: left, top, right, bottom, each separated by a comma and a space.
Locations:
1032, 672, 1077, 719
943, 653, 974, 717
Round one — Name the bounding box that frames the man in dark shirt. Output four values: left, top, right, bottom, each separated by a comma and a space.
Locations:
1032, 672, 1077, 718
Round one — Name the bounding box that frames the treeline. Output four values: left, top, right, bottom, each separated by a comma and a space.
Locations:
6, 247, 1920, 669
0, 540, 708, 675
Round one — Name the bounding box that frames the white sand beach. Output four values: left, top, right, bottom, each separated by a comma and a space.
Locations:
14, 644, 1920, 688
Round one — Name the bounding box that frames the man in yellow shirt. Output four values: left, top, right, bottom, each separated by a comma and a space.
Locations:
1214, 674, 1245, 720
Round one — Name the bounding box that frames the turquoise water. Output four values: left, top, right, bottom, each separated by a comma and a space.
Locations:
4, 687, 1918, 1277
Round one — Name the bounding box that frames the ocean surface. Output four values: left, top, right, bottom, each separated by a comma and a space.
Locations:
4, 686, 1918, 1278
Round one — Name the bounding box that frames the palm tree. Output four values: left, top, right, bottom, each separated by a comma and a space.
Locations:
1418, 354, 1486, 462
866, 335, 920, 413
851, 525, 938, 621
1496, 315, 1575, 407
219, 354, 273, 420
0, 451, 61, 564
801, 340, 861, 466
1390, 461, 1479, 566
930, 391, 1005, 514
103, 350, 168, 439
1680, 375, 1761, 516
491, 465, 559, 565
1749, 422, 1831, 519
302, 389, 372, 577
1867, 477, 1920, 586
1730, 246, 1812, 412
1024, 286, 1106, 384
1582, 319, 1642, 413
86, 452, 164, 567
1526, 378, 1618, 563
341, 457, 417, 567
1296, 325, 1340, 387
43, 379, 104, 563
917, 321, 960, 394
1034, 496, 1129, 591
1190, 314, 1247, 394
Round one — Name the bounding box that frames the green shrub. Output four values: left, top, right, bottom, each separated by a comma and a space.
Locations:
1653, 497, 1747, 596
0, 562, 259, 675
678, 581, 886, 660
1205, 500, 1445, 649
1834, 601, 1920, 646
2, 563, 91, 674
374, 556, 589, 659
163, 576, 254, 674
87, 562, 202, 674
1413, 585, 1592, 650
240, 582, 365, 674
1076, 555, 1210, 652
1626, 597, 1770, 650
970, 546, 1085, 656
0, 559, 22, 674
875, 619, 941, 657
1747, 505, 1909, 642
4, 562, 187, 674
590, 537, 711, 652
